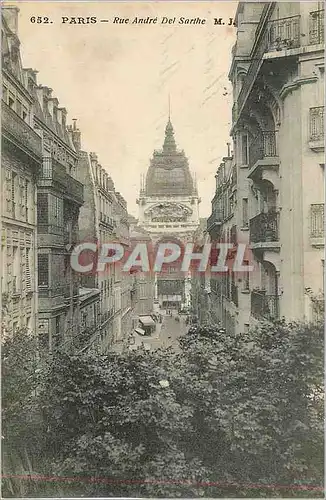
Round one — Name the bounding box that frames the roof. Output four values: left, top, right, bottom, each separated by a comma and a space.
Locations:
139, 315, 156, 326
144, 119, 196, 197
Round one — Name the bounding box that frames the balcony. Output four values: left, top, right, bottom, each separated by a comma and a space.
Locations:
310, 204, 324, 248
251, 290, 279, 321
38, 160, 84, 205
266, 15, 301, 52
207, 209, 224, 231
309, 107, 324, 151
234, 10, 305, 127
249, 211, 279, 248
38, 285, 70, 298
100, 212, 114, 231
248, 131, 278, 171
309, 10, 324, 45
2, 102, 42, 163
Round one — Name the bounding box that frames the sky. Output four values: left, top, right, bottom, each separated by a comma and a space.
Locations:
9, 1, 237, 217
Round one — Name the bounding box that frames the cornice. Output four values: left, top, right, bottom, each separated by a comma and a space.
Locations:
280, 75, 318, 100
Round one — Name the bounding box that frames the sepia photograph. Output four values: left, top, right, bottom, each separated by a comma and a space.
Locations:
1, 0, 325, 498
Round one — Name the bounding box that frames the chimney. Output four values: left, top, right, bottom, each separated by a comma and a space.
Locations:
3, 6, 19, 35
89, 152, 98, 181
71, 118, 81, 151
103, 171, 108, 191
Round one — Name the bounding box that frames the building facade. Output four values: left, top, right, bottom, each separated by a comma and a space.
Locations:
137, 118, 200, 311
208, 1, 324, 334
130, 227, 155, 318
1, 7, 42, 336
78, 151, 134, 351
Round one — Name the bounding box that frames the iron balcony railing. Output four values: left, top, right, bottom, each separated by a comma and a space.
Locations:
38, 158, 84, 204
251, 290, 280, 321
309, 10, 324, 45
249, 211, 279, 243
249, 131, 278, 169
309, 107, 324, 141
267, 15, 301, 51
236, 25, 269, 121
2, 102, 42, 160
310, 204, 324, 238
236, 11, 302, 123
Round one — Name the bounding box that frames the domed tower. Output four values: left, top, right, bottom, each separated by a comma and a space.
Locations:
137, 118, 200, 311
137, 118, 200, 240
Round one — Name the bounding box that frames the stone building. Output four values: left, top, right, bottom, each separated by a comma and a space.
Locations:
1, 7, 42, 336
137, 118, 200, 311
130, 227, 155, 319
27, 76, 84, 350
78, 152, 133, 351
208, 1, 324, 333
78, 151, 115, 351
190, 218, 210, 324
207, 149, 243, 334
111, 190, 132, 344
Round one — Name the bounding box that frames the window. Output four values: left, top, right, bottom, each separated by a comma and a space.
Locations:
3, 86, 8, 103
38, 254, 49, 286
25, 180, 29, 221
49, 194, 63, 229
26, 248, 31, 291
82, 313, 87, 329
242, 198, 248, 227
56, 316, 60, 334
42, 157, 52, 178
11, 172, 16, 217
16, 100, 22, 117
243, 261, 250, 291
242, 135, 248, 164
37, 193, 49, 229
8, 92, 15, 109
22, 106, 28, 121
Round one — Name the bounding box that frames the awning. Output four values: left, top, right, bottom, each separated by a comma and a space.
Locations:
139, 316, 156, 327
135, 328, 145, 336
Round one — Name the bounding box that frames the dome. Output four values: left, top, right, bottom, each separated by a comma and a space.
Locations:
145, 119, 195, 197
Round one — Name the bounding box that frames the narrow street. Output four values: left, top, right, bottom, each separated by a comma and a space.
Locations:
131, 312, 188, 352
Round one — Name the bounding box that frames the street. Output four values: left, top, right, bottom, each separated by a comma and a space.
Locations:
131, 313, 188, 352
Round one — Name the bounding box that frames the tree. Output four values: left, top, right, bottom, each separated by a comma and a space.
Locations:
177, 320, 324, 497
2, 319, 323, 498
